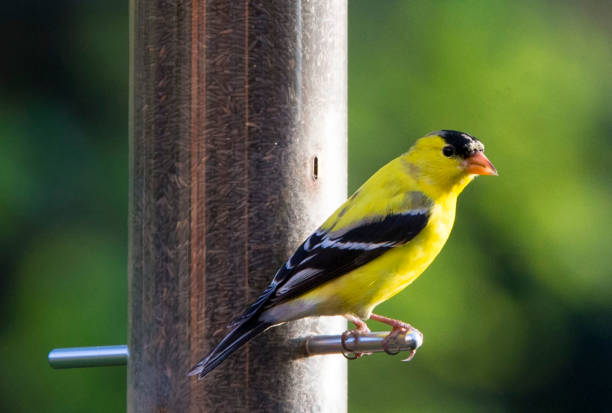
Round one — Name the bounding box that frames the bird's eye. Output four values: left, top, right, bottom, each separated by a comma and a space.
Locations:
442, 145, 455, 157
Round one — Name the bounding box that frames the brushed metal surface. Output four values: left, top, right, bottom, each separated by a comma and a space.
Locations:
129, 0, 347, 411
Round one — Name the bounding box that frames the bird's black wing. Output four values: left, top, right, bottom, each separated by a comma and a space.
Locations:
228, 191, 433, 327
267, 209, 431, 306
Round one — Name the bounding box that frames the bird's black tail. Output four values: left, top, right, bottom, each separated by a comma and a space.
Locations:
187, 317, 273, 379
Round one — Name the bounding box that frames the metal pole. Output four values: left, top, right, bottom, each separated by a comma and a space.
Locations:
129, 0, 347, 412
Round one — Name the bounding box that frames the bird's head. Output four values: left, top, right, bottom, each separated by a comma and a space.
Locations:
404, 130, 497, 197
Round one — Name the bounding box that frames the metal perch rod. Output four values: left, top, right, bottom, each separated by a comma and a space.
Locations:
48, 345, 129, 369
305, 330, 423, 356
48, 330, 422, 369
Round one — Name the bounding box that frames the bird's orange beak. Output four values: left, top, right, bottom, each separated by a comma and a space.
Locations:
465, 152, 498, 176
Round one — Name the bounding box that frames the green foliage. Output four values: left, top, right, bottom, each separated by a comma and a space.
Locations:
2, 1, 611, 411
348, 1, 612, 411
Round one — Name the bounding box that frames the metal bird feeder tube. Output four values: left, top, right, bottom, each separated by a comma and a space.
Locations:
129, 0, 348, 412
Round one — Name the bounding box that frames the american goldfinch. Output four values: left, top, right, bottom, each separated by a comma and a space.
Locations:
189, 130, 497, 378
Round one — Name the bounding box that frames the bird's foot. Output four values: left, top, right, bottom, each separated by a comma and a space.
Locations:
370, 313, 422, 362
341, 315, 371, 360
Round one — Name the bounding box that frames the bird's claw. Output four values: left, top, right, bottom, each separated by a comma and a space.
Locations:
381, 323, 422, 361
401, 349, 417, 362
382, 326, 408, 356
340, 329, 371, 360
340, 330, 359, 360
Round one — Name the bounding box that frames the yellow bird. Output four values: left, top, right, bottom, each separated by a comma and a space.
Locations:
189, 130, 497, 378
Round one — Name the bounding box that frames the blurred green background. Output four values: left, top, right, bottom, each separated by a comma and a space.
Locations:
2, 1, 611, 412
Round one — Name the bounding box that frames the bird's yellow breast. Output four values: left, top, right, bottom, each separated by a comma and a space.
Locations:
298, 195, 457, 320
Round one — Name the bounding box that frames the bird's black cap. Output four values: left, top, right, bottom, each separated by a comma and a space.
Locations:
428, 130, 485, 159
